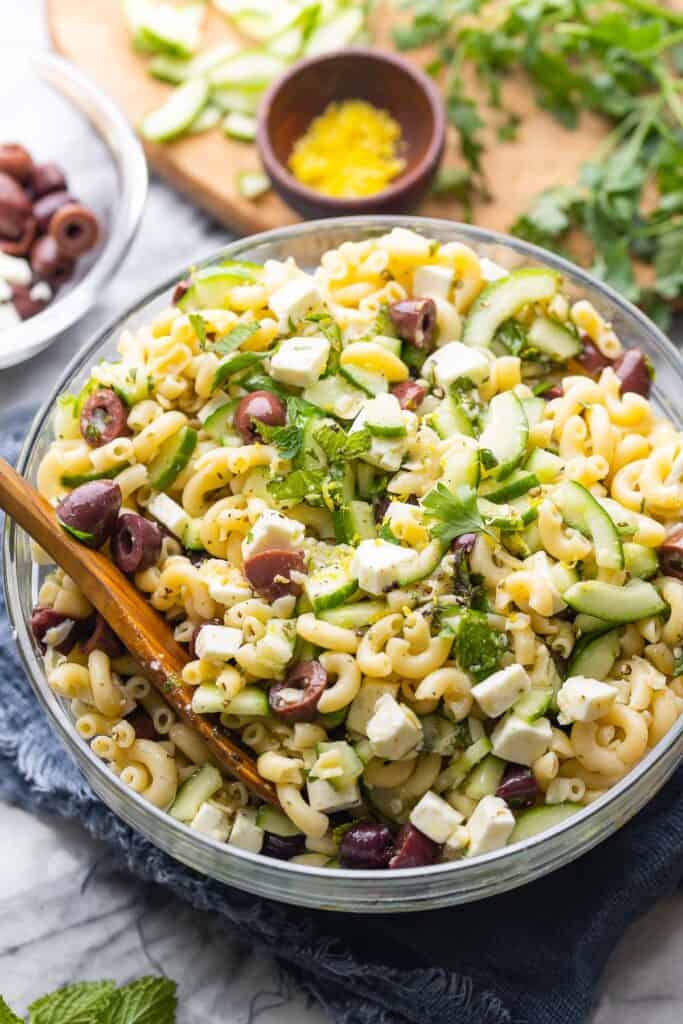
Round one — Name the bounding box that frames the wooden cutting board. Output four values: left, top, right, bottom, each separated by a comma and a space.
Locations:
45, 0, 623, 239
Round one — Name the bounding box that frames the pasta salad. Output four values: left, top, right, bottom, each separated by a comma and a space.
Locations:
31, 227, 683, 870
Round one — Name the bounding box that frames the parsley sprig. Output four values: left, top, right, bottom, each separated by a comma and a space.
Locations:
422, 482, 493, 544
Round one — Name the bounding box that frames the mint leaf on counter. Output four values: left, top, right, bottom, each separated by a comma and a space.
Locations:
100, 978, 177, 1024
28, 981, 116, 1024
0, 997, 23, 1024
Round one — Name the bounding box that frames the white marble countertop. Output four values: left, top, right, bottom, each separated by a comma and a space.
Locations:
1, 4, 682, 1021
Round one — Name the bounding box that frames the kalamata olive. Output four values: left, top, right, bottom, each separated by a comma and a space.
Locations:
172, 278, 191, 304
111, 513, 163, 575
1, 216, 37, 256
576, 339, 612, 375
339, 822, 395, 869
0, 171, 32, 240
233, 390, 287, 443
373, 495, 391, 524
0, 143, 34, 184
496, 764, 539, 809
243, 548, 307, 601
80, 388, 129, 447
10, 282, 48, 320
262, 832, 307, 860
30, 161, 67, 199
388, 298, 437, 351
82, 613, 123, 658
389, 824, 440, 869
391, 379, 426, 410
56, 479, 122, 548
50, 202, 100, 257
268, 660, 327, 722
452, 532, 477, 555
32, 189, 74, 233
657, 526, 683, 580
125, 708, 160, 742
613, 348, 651, 398
30, 234, 75, 287
31, 606, 77, 654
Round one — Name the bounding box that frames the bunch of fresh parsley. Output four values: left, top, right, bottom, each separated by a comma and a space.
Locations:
396, 0, 683, 326
0, 977, 176, 1024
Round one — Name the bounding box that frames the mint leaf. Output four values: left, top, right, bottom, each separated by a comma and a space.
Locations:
100, 977, 177, 1024
451, 609, 507, 682
187, 313, 206, 347
422, 483, 489, 545
213, 321, 260, 355
29, 981, 116, 1024
252, 421, 303, 460
268, 469, 325, 505
0, 996, 23, 1024
316, 425, 371, 462
212, 351, 265, 391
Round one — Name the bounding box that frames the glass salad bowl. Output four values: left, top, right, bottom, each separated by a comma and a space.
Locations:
0, 51, 147, 369
5, 216, 683, 913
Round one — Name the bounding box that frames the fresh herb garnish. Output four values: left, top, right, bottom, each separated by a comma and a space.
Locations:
212, 321, 260, 355
450, 608, 507, 682
378, 521, 402, 545
252, 420, 303, 460
268, 469, 325, 505
3, 976, 177, 1024
188, 313, 207, 347
422, 483, 492, 545
212, 351, 265, 390
316, 424, 372, 462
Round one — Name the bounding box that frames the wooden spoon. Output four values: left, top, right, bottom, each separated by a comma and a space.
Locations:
0, 456, 278, 806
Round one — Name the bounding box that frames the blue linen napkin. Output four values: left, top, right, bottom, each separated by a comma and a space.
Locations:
2, 405, 683, 1024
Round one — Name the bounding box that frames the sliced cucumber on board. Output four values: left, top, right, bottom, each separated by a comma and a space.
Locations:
141, 76, 209, 142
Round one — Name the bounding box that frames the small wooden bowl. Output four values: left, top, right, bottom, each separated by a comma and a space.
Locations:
256, 48, 446, 219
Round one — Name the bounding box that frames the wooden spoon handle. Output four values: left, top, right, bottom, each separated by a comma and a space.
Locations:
0, 456, 278, 805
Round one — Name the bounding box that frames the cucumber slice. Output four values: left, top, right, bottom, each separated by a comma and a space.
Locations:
435, 736, 492, 793
225, 685, 270, 717
478, 391, 529, 480
312, 740, 363, 789
183, 517, 205, 552
92, 363, 152, 406
223, 111, 257, 141
177, 260, 261, 311
595, 497, 639, 539
567, 628, 620, 680
209, 51, 287, 90
304, 8, 364, 54
463, 269, 559, 348
525, 447, 563, 483
318, 600, 387, 629
430, 395, 474, 439
514, 686, 554, 722
553, 480, 623, 570
303, 375, 365, 420
169, 764, 222, 822
189, 104, 221, 134
355, 463, 385, 500
481, 493, 539, 532
511, 803, 581, 842
479, 469, 539, 503
305, 562, 358, 613
521, 396, 546, 430
342, 500, 377, 544
212, 87, 262, 115
140, 76, 210, 142
395, 538, 447, 586
212, 352, 266, 391
421, 715, 468, 756
256, 805, 301, 837
623, 542, 659, 580
372, 334, 402, 358
60, 463, 130, 488
441, 436, 480, 491
364, 393, 406, 437
125, 0, 204, 57
575, 612, 610, 635
192, 684, 228, 714
202, 398, 239, 441
237, 171, 271, 200
148, 55, 191, 84
564, 579, 666, 624
339, 363, 388, 397
463, 754, 506, 801
527, 316, 581, 361
148, 425, 197, 490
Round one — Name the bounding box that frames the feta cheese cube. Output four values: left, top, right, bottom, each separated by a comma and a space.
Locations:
269, 334, 330, 389
471, 664, 531, 719
351, 538, 415, 596
524, 551, 567, 615
191, 801, 231, 842
0, 252, 31, 286
0, 303, 20, 331
433, 297, 462, 345
195, 624, 243, 662
207, 575, 252, 607
556, 676, 618, 725
349, 394, 411, 472
480, 257, 509, 282
268, 275, 321, 331
228, 808, 264, 853
366, 693, 423, 761
410, 790, 464, 843
412, 264, 454, 302
30, 281, 52, 302
346, 680, 399, 735
242, 509, 305, 561
466, 795, 515, 856
0, 279, 11, 303
423, 341, 490, 389
307, 778, 362, 813
146, 492, 190, 540
491, 713, 552, 767
443, 824, 470, 860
